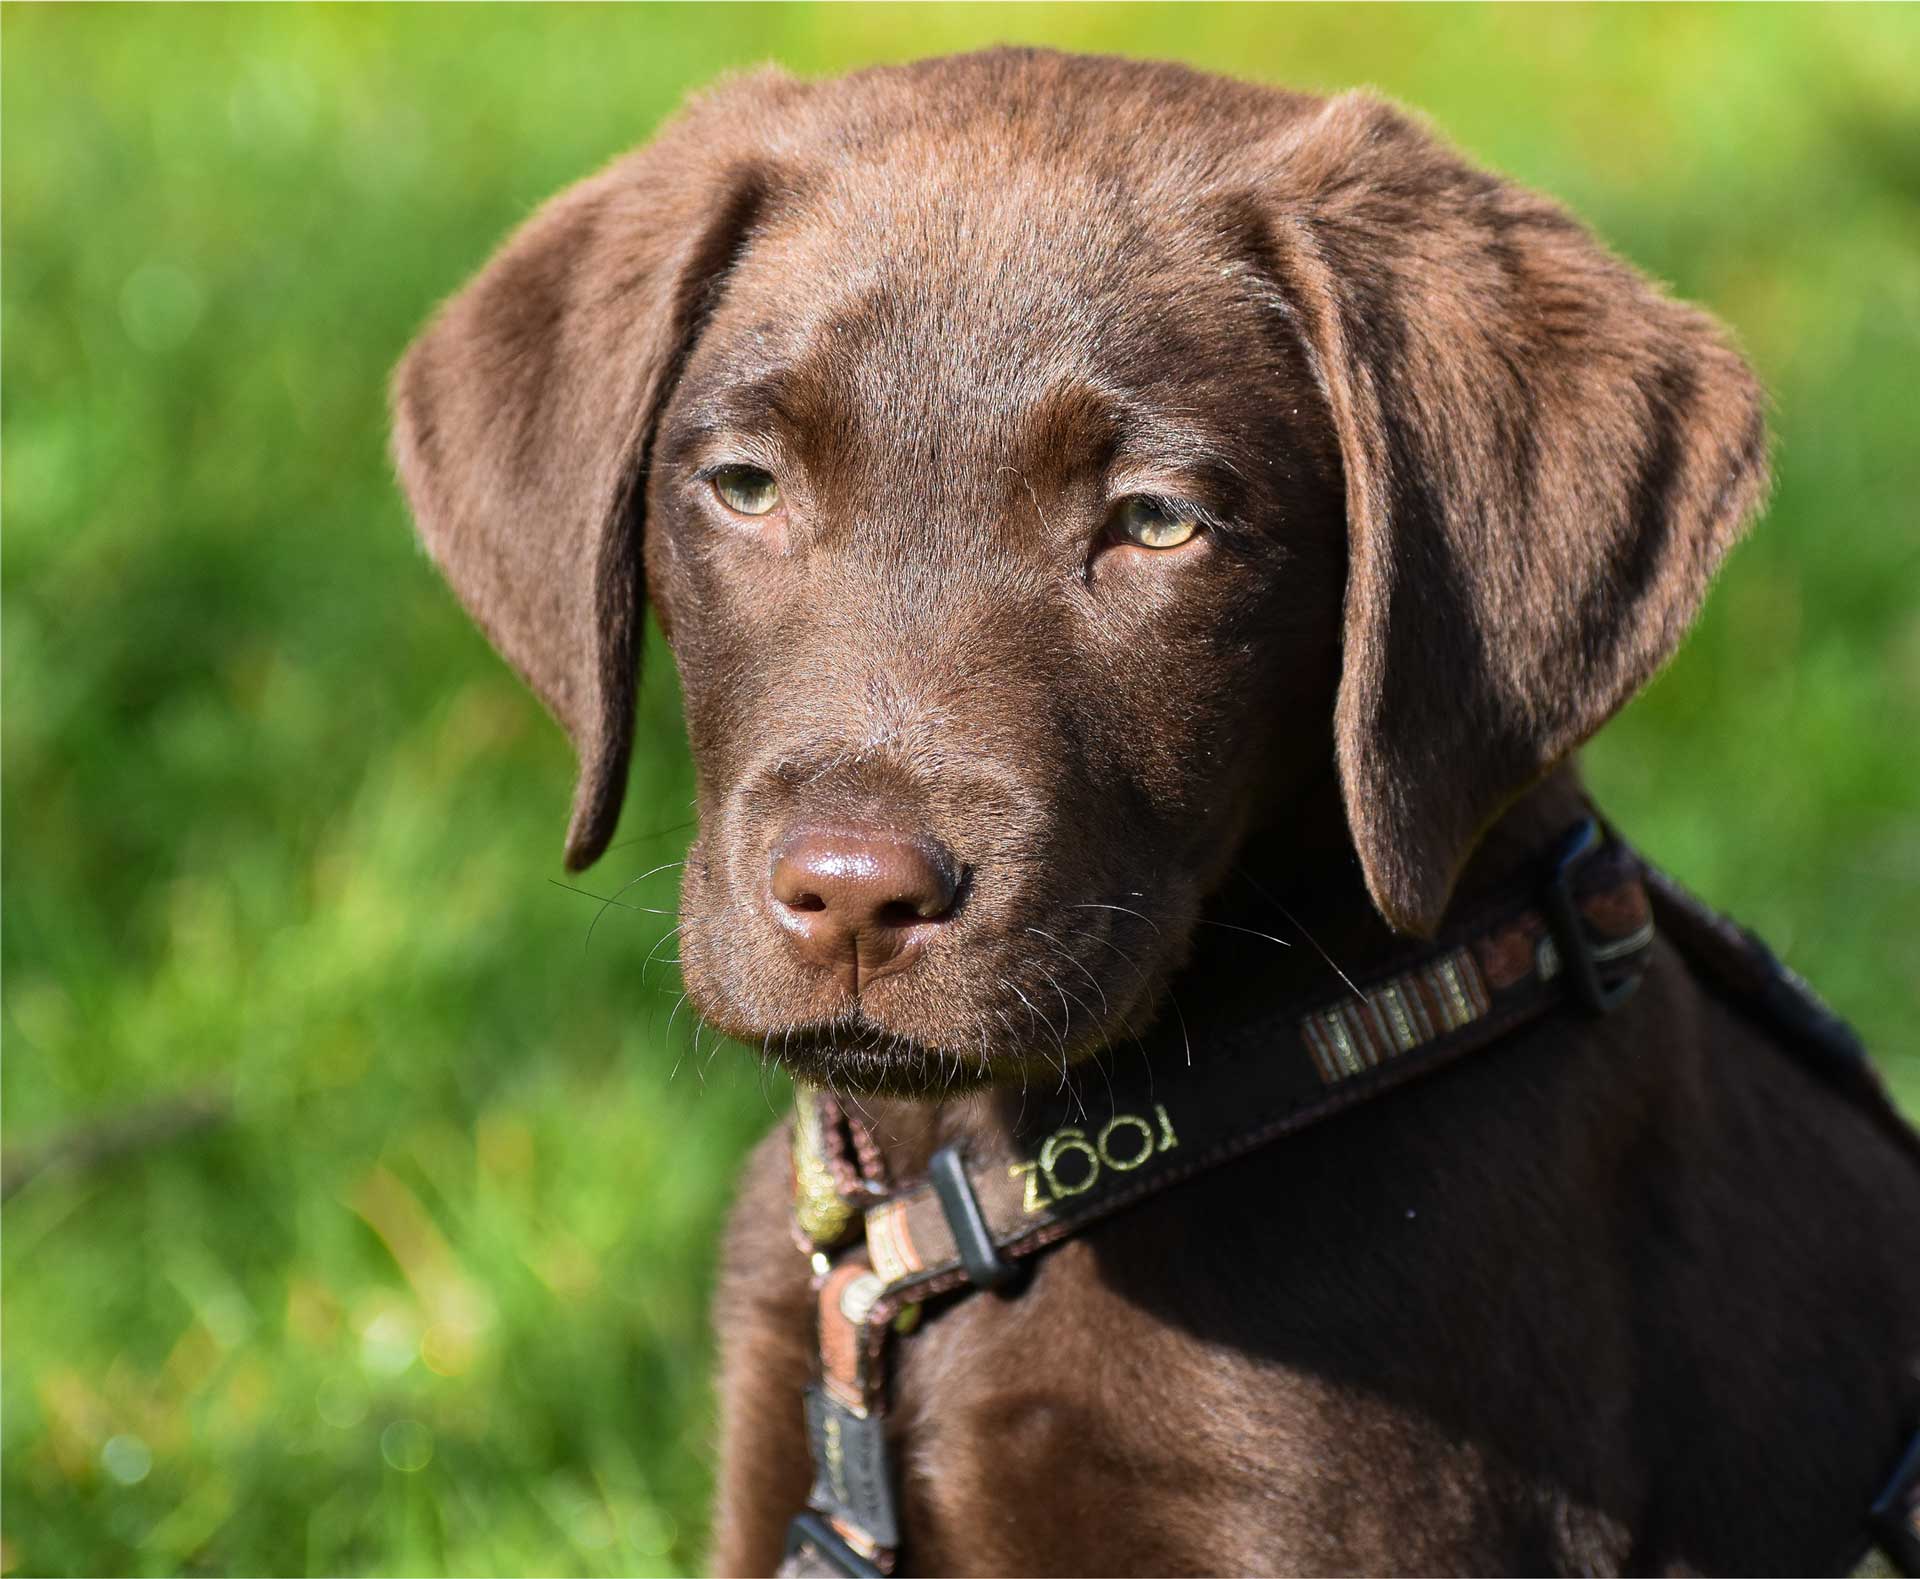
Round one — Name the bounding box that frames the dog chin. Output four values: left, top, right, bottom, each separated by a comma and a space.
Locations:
745, 1013, 1052, 1099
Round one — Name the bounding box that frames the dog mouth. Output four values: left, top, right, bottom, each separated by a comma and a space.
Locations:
767, 1013, 1025, 1098
736, 945, 1175, 1094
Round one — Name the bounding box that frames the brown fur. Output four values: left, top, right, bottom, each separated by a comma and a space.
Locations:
393, 49, 1920, 1575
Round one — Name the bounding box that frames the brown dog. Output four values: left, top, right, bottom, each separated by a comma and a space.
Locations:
393, 49, 1920, 1575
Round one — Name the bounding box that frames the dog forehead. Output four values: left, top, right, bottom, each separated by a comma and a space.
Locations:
680, 151, 1263, 482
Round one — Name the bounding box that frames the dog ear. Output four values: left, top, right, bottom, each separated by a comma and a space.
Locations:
1249, 94, 1770, 935
390, 75, 792, 870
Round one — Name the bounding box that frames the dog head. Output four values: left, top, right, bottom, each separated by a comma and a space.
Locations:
392, 49, 1767, 1093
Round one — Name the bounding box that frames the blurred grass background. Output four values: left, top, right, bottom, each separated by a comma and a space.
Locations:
4, 4, 1916, 1574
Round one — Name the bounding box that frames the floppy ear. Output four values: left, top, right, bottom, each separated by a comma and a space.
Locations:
390, 74, 793, 870
1252, 94, 1770, 935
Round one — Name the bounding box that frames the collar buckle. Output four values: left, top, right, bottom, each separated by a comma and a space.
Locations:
784, 1511, 885, 1577
1542, 819, 1641, 1016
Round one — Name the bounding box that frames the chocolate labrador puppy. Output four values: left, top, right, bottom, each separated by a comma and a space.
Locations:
392, 48, 1920, 1576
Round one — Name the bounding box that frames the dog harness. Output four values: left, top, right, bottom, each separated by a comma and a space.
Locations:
776, 820, 1920, 1577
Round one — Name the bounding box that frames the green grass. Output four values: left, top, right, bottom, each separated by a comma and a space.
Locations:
4, 5, 1916, 1574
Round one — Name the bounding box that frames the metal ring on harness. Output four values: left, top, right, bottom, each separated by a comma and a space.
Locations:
928, 1145, 1025, 1293
1543, 818, 1641, 1016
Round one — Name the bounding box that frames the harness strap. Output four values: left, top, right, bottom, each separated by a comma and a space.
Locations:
1642, 867, 1920, 1171
1872, 1426, 1920, 1576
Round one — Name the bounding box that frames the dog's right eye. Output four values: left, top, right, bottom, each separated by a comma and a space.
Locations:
711, 465, 781, 517
1111, 496, 1201, 550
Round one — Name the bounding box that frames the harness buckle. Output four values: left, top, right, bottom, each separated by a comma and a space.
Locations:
783, 1511, 885, 1578
1543, 819, 1640, 1016
928, 1146, 1025, 1293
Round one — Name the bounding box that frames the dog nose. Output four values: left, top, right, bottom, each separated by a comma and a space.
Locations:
768, 828, 960, 992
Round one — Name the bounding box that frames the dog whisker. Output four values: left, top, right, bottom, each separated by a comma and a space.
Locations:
991, 1005, 1034, 1130
1166, 985, 1194, 1068
643, 922, 687, 981
1003, 977, 1058, 1057
608, 856, 688, 894
548, 861, 686, 952
1001, 464, 1053, 536
605, 818, 698, 853
1192, 918, 1293, 949
756, 1033, 783, 1117
547, 876, 677, 941
550, 878, 644, 910
1056, 927, 1160, 1102
1032, 965, 1075, 1043
593, 857, 685, 947
1232, 867, 1365, 999
1070, 901, 1163, 937
1026, 927, 1110, 1019
1060, 924, 1148, 982
665, 991, 692, 1081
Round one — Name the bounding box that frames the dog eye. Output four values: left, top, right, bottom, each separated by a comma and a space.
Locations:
1112, 497, 1200, 550
711, 465, 781, 517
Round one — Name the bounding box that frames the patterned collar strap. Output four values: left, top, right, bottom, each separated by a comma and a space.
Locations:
856, 820, 1652, 1305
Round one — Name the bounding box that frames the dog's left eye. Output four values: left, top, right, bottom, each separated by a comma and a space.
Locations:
1112, 497, 1200, 550
711, 464, 781, 517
